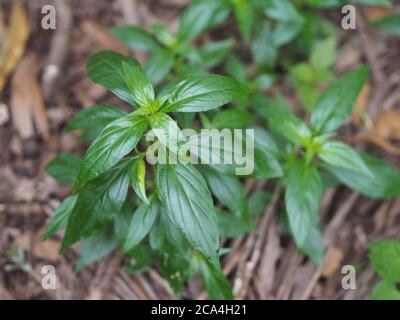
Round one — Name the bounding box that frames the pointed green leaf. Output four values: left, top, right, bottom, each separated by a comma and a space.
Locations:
369, 240, 400, 283
156, 162, 220, 265
285, 160, 322, 246
161, 75, 248, 113
74, 112, 147, 190
130, 157, 148, 203
45, 153, 81, 185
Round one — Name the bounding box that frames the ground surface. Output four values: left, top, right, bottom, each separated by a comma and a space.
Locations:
0, 0, 400, 299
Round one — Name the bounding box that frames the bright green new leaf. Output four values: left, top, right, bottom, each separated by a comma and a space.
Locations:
156, 162, 220, 266
285, 160, 322, 246
130, 157, 148, 203
369, 240, 400, 283
310, 66, 369, 134
162, 75, 248, 113
233, 0, 254, 43
45, 153, 81, 185
371, 281, 400, 300
74, 112, 147, 190
310, 37, 336, 69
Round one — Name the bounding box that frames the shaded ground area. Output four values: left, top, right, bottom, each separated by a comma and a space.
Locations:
0, 0, 400, 299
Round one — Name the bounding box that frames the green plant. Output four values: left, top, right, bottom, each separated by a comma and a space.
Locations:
45, 50, 284, 299
110, 0, 232, 84
258, 66, 400, 262
368, 239, 400, 300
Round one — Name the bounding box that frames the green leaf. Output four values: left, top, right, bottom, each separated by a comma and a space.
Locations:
177, 0, 229, 41
217, 209, 251, 238
354, 0, 391, 7
114, 198, 136, 243
264, 0, 304, 22
198, 39, 234, 69
121, 197, 158, 253
299, 226, 324, 264
368, 240, 400, 283
327, 152, 400, 199
248, 191, 271, 217
319, 141, 371, 177
75, 226, 118, 272
285, 160, 322, 246
67, 105, 127, 133
233, 0, 254, 43
109, 25, 159, 51
310, 66, 369, 134
272, 20, 303, 46
156, 162, 220, 266
251, 24, 277, 67
310, 37, 336, 69
211, 109, 253, 129
202, 167, 248, 223
374, 14, 400, 36
45, 153, 81, 185
124, 242, 156, 274
74, 112, 147, 190
225, 54, 248, 82
371, 281, 400, 300
266, 109, 312, 145
130, 157, 148, 203
144, 48, 173, 85
44, 195, 78, 240
162, 75, 248, 113
87, 51, 153, 107
198, 255, 233, 299
61, 161, 130, 251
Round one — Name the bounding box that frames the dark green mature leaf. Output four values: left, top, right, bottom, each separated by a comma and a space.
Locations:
266, 109, 312, 145
285, 160, 322, 246
61, 161, 130, 251
124, 242, 156, 274
368, 240, 400, 283
264, 0, 304, 22
122, 197, 159, 253
109, 25, 159, 51
202, 167, 248, 223
144, 48, 173, 85
177, 0, 229, 41
211, 109, 254, 129
44, 195, 78, 240
156, 162, 220, 265
161, 75, 248, 113
74, 112, 147, 190
67, 105, 127, 133
87, 51, 153, 107
319, 141, 371, 176
130, 157, 148, 203
114, 198, 136, 243
371, 281, 400, 300
328, 152, 400, 199
374, 14, 400, 36
310, 66, 369, 134
248, 191, 271, 217
75, 226, 118, 272
45, 153, 81, 185
198, 255, 233, 300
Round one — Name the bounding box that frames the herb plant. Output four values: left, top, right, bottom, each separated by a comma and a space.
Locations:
368, 240, 400, 300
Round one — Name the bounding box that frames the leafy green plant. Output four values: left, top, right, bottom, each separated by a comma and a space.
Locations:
290, 37, 336, 112
368, 240, 400, 300
258, 66, 400, 261
45, 50, 283, 299
110, 0, 232, 84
